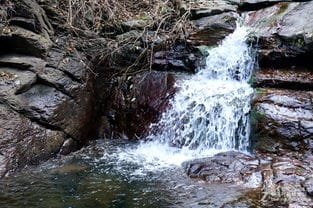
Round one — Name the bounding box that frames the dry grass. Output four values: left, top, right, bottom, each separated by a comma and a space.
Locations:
58, 0, 194, 76
59, 0, 192, 34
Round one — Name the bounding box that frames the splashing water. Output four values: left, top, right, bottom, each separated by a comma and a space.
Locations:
105, 23, 255, 173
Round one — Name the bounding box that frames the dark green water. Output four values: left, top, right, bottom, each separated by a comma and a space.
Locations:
0, 140, 260, 208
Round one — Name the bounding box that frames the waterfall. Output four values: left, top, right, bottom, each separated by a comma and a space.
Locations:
147, 24, 254, 152
109, 23, 255, 172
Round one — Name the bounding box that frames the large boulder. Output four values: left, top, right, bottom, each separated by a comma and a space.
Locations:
183, 151, 313, 207
244, 1, 313, 66
0, 0, 97, 176
0, 104, 66, 177
183, 151, 261, 187
189, 12, 238, 46
251, 88, 313, 153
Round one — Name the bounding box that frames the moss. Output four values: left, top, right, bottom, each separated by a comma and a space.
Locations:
249, 107, 276, 152
248, 71, 256, 85
250, 107, 265, 124
255, 88, 267, 94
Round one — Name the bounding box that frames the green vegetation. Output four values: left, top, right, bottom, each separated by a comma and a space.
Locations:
248, 71, 256, 85
250, 108, 265, 122
255, 88, 267, 94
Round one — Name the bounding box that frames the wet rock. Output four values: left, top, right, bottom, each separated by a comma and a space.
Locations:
272, 157, 308, 182
153, 42, 202, 73
0, 0, 97, 175
0, 104, 66, 176
184, 151, 313, 207
0, 54, 46, 70
265, 181, 313, 208
189, 12, 238, 46
304, 178, 313, 197
244, 1, 313, 66
0, 67, 37, 94
59, 138, 77, 156
183, 151, 262, 187
0, 26, 52, 57
104, 70, 176, 138
184, 0, 237, 20
251, 88, 313, 153
253, 67, 313, 90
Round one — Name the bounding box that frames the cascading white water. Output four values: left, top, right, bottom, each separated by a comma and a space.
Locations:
106, 23, 255, 173
147, 24, 254, 152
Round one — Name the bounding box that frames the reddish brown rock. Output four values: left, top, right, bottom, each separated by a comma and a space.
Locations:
101, 70, 176, 139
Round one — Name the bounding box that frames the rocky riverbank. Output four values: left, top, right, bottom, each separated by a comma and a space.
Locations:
180, 1, 313, 207
0, 0, 313, 206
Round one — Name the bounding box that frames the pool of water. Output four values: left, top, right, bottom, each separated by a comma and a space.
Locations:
0, 140, 262, 208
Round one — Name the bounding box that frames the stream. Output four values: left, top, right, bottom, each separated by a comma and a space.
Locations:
0, 140, 261, 208
0, 23, 259, 208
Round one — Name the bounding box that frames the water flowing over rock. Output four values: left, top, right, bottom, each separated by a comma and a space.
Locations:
146, 24, 254, 153
92, 25, 258, 187
0, 0, 313, 207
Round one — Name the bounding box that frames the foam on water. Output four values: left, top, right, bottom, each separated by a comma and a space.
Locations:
104, 23, 255, 175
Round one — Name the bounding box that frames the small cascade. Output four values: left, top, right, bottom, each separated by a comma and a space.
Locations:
146, 24, 255, 153
110, 23, 256, 172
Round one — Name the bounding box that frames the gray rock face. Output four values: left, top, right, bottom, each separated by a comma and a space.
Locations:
183, 151, 261, 187
0, 104, 66, 177
251, 88, 313, 153
189, 12, 238, 46
0, 0, 96, 176
178, 0, 238, 20
184, 151, 313, 207
244, 1, 313, 65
